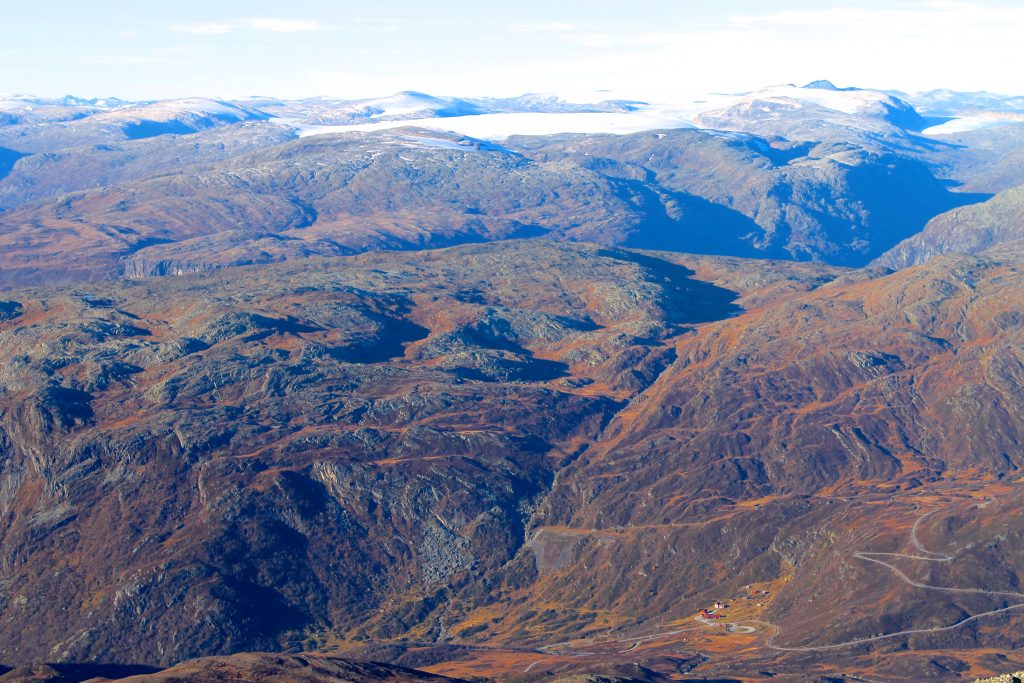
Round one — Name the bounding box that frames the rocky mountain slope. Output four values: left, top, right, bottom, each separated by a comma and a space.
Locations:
877, 183, 1024, 268
2, 239, 1024, 680
915, 123, 1024, 195
520, 129, 967, 264
0, 241, 760, 666
0, 123, 976, 285
694, 81, 928, 150
0, 99, 268, 153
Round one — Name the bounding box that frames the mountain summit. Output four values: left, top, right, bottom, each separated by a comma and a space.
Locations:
803, 79, 843, 90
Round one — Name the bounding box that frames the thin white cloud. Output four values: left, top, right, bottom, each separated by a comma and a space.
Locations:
564, 33, 612, 47
171, 21, 234, 35
479, 1, 1024, 98
97, 1, 1024, 101
242, 17, 327, 33
730, 1, 1024, 31
508, 22, 577, 33
171, 17, 327, 35
80, 55, 159, 65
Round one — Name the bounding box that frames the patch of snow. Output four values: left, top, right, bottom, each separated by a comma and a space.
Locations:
0, 84, 924, 140
266, 84, 906, 141
272, 106, 699, 141
391, 135, 473, 151
300, 92, 483, 122
922, 114, 1024, 135
363, 92, 456, 118
741, 85, 889, 114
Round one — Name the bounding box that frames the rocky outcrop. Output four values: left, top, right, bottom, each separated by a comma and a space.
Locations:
0, 301, 21, 322
973, 672, 1024, 683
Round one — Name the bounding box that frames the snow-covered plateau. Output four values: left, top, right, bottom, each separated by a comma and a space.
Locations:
4, 83, 1022, 142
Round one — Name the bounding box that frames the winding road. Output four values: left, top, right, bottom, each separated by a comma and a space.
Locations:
521, 503, 1023, 672
762, 506, 1024, 651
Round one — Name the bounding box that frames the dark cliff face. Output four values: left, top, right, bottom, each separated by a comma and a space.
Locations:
525, 130, 971, 266
0, 301, 22, 322
2, 240, 1024, 681
876, 183, 1024, 269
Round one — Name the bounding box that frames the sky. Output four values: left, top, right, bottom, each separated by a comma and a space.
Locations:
3, 0, 1022, 101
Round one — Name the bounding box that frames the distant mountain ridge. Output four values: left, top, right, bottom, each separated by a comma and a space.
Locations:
0, 125, 975, 284
6, 82, 1022, 136
5, 82, 1021, 147
0, 83, 976, 139
894, 88, 1024, 117
1, 81, 1022, 284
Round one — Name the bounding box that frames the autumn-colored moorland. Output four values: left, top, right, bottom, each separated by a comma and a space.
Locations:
1, 238, 1023, 681
4, 84, 1024, 682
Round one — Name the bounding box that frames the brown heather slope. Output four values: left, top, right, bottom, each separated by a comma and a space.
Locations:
3, 241, 1024, 681
418, 247, 1024, 681
0, 655, 463, 683
84, 653, 466, 683
0, 241, 801, 668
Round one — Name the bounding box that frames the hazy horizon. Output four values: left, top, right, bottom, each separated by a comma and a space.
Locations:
4, 0, 1024, 102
